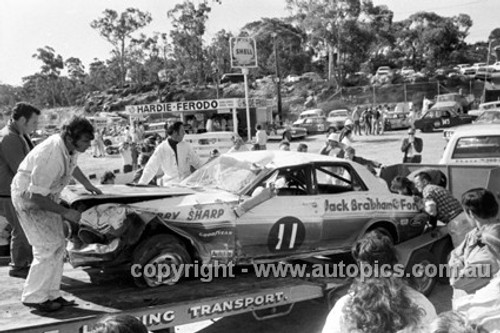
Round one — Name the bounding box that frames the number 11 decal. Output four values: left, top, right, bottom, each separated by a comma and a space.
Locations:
268, 217, 305, 252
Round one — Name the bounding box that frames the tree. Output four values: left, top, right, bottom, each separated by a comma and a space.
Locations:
91, 8, 152, 87
167, 1, 211, 84
29, 46, 65, 107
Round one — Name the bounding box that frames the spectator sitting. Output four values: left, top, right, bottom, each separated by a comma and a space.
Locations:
322, 231, 436, 333
453, 223, 500, 332
100, 171, 116, 185
279, 140, 290, 151
429, 311, 487, 333
297, 143, 308, 153
89, 314, 148, 333
449, 188, 500, 302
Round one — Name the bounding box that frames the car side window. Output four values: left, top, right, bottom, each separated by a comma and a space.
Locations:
313, 164, 365, 194
248, 167, 310, 197
443, 111, 451, 118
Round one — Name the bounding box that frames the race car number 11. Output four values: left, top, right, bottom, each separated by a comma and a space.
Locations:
268, 217, 305, 252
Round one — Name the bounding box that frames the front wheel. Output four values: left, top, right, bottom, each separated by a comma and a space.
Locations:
132, 234, 192, 288
405, 249, 437, 296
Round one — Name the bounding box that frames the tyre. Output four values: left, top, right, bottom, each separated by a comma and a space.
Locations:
431, 236, 453, 284
132, 234, 192, 288
368, 227, 395, 244
405, 249, 437, 296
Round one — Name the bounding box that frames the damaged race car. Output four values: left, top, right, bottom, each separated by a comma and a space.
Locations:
61, 151, 426, 288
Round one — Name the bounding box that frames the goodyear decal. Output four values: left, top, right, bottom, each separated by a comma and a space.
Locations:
325, 198, 418, 213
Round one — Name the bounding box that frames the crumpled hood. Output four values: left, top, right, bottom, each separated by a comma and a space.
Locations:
61, 184, 197, 206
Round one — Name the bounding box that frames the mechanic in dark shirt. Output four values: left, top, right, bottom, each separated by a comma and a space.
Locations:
0, 103, 40, 278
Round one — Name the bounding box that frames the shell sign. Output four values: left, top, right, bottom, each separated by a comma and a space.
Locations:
230, 37, 258, 68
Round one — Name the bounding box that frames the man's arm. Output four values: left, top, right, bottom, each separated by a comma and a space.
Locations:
72, 166, 102, 194
400, 138, 410, 153
29, 193, 81, 223
138, 145, 163, 184
1, 135, 27, 173
414, 137, 423, 153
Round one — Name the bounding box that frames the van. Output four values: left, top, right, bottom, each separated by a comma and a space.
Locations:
297, 109, 325, 120
184, 131, 242, 163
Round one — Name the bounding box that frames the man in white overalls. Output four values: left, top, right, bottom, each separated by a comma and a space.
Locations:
11, 116, 102, 312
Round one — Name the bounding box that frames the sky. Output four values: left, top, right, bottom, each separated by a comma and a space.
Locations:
0, 0, 498, 86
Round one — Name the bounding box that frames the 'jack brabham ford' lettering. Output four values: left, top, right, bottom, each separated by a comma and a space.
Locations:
188, 209, 225, 221
325, 198, 418, 212
188, 292, 285, 319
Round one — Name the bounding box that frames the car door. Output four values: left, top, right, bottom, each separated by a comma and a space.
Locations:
312, 162, 372, 251
442, 110, 452, 127
235, 165, 322, 261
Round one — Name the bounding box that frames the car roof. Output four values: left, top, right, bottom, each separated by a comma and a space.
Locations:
451, 123, 500, 136
224, 151, 384, 188
430, 101, 460, 108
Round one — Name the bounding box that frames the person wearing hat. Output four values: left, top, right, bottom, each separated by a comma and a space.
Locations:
319, 133, 346, 158
401, 128, 423, 163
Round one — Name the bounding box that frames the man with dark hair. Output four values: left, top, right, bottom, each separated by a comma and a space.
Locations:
401, 128, 423, 163
344, 146, 382, 175
138, 121, 202, 185
449, 188, 500, 302
11, 115, 102, 312
413, 171, 472, 246
0, 102, 40, 278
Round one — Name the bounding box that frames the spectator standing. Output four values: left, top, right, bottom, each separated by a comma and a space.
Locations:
372, 106, 381, 135
352, 106, 362, 136
128, 124, 139, 169
362, 108, 372, 135
401, 128, 423, 163
205, 116, 214, 132
319, 133, 346, 158
0, 102, 40, 278
11, 116, 101, 312
449, 188, 500, 302
255, 124, 268, 150
118, 141, 133, 173
138, 122, 203, 185
96, 127, 106, 157
413, 171, 473, 246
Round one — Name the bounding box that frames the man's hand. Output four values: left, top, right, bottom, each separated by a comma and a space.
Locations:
85, 183, 103, 195
62, 209, 82, 224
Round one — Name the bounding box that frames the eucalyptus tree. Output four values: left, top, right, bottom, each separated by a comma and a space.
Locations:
91, 8, 152, 88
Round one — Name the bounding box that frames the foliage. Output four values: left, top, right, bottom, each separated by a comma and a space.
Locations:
90, 8, 152, 87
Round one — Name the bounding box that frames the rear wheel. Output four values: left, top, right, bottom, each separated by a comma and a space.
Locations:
431, 236, 453, 284
405, 249, 437, 296
132, 234, 191, 288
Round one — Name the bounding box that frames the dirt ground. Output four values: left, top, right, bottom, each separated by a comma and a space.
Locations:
77, 128, 452, 333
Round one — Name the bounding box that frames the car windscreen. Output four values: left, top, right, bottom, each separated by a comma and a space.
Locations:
180, 155, 265, 193
476, 111, 500, 123
329, 111, 347, 117
452, 135, 500, 159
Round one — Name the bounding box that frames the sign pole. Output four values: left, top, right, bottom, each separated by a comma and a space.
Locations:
242, 68, 251, 141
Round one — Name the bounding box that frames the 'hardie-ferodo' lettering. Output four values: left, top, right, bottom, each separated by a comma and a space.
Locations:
325, 198, 418, 212
188, 292, 285, 319
188, 209, 225, 221
135, 100, 219, 113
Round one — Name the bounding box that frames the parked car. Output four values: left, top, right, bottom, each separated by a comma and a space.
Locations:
384, 111, 411, 131
414, 109, 475, 133
326, 109, 350, 131
375, 66, 392, 77
293, 116, 330, 134
268, 124, 308, 141
475, 67, 496, 80
401, 67, 416, 77
440, 124, 500, 165
220, 73, 245, 84
465, 101, 500, 117
295, 109, 325, 121
61, 151, 424, 287
474, 109, 500, 123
